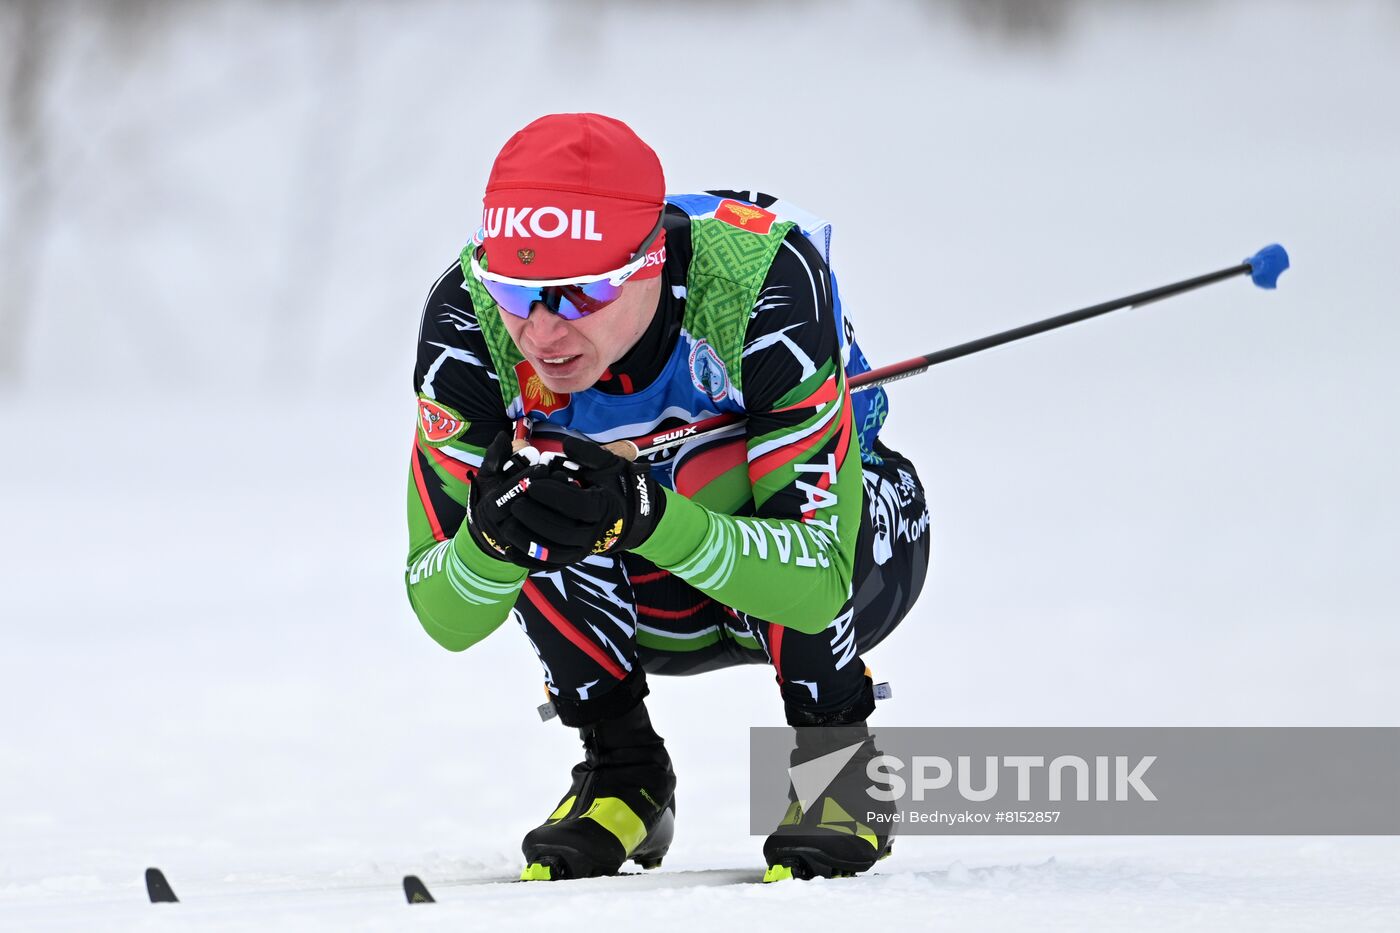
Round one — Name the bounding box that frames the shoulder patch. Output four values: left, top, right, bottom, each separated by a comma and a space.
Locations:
714, 198, 776, 235
418, 396, 469, 446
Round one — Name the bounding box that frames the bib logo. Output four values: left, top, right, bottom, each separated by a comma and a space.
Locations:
418, 397, 468, 446
715, 199, 776, 235
689, 340, 729, 401
515, 360, 571, 416
484, 207, 604, 241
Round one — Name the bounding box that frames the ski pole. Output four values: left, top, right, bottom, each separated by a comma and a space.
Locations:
606, 244, 1290, 459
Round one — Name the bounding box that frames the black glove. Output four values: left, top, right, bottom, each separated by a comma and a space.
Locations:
464, 432, 562, 571
506, 435, 667, 565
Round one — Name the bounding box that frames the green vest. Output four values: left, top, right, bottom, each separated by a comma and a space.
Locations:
459, 213, 796, 414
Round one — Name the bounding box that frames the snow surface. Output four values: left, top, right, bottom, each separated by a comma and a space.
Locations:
3, 1, 1399, 930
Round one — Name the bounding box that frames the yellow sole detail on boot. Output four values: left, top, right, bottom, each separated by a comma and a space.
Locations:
519, 862, 554, 881
763, 864, 796, 883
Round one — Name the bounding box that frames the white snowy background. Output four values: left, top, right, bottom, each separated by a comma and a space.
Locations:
2, 0, 1398, 930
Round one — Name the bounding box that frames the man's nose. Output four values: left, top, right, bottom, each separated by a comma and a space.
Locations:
526, 303, 570, 342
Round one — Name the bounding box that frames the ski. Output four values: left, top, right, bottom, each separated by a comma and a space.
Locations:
402, 867, 787, 902
145, 863, 854, 906
142, 866, 521, 905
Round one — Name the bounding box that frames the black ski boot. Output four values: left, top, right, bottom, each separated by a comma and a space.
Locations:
762, 683, 894, 881
520, 697, 677, 881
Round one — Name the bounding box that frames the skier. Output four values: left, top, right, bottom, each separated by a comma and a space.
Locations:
405, 113, 931, 882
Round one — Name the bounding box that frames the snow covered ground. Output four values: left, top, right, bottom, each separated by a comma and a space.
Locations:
3, 1, 1399, 930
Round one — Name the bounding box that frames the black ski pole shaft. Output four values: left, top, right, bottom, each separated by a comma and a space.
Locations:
849, 244, 1289, 394
618, 244, 1289, 458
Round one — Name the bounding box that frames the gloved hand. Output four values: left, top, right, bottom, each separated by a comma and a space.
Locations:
464, 432, 563, 571
505, 435, 667, 566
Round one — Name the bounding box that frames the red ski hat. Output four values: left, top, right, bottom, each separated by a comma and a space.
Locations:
480, 113, 666, 281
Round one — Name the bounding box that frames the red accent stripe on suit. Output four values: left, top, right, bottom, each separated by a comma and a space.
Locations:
675, 440, 746, 498
423, 440, 475, 486
629, 570, 671, 585
523, 580, 628, 681
774, 375, 838, 413
410, 442, 446, 542
768, 622, 785, 683
636, 600, 712, 620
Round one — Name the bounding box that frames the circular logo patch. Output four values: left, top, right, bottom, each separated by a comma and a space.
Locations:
689, 340, 729, 402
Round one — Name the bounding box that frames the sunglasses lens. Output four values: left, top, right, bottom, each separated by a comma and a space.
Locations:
481, 278, 626, 321
556, 282, 625, 317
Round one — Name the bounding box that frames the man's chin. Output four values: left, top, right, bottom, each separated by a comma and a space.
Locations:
540, 377, 589, 394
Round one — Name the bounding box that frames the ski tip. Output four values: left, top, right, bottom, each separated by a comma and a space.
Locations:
1245, 243, 1290, 289
145, 867, 179, 903
403, 874, 436, 904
